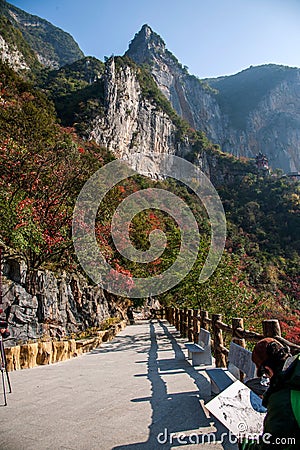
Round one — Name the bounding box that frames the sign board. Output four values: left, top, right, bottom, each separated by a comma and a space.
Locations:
228, 342, 256, 378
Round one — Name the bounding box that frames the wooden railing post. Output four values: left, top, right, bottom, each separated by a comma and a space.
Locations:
187, 309, 193, 341
175, 308, 179, 330
263, 319, 281, 338
161, 304, 299, 362
165, 307, 168, 322
212, 314, 226, 368
166, 306, 173, 325
193, 309, 200, 343
171, 307, 175, 326
232, 317, 246, 381
182, 308, 188, 338
164, 307, 169, 322
158, 307, 163, 319
179, 309, 184, 336
200, 310, 209, 330
232, 318, 245, 348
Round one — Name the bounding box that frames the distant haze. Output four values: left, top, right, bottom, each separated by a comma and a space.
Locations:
8, 0, 300, 78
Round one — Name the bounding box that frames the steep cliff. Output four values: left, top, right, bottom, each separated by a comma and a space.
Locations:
208, 65, 300, 172
126, 25, 300, 173
0, 33, 299, 344
87, 57, 192, 177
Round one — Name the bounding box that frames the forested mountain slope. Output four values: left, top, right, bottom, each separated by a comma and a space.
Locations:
0, 4, 299, 342
0, 0, 83, 69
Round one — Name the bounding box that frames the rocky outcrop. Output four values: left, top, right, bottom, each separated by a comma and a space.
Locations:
0, 34, 30, 70
88, 58, 193, 177
1, 256, 124, 345
2, 0, 299, 173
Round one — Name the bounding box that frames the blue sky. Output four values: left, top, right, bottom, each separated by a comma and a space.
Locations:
8, 0, 300, 78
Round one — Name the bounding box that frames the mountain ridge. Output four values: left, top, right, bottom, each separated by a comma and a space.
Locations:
126, 24, 300, 172
0, 0, 84, 69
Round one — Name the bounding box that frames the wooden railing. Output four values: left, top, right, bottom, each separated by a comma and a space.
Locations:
161, 307, 300, 368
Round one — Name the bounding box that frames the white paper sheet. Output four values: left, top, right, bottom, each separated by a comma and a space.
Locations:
205, 380, 266, 437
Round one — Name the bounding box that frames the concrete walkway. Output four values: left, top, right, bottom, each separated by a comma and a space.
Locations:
1, 320, 237, 450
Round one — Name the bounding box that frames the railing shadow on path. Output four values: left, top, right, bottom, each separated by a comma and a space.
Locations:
91, 331, 151, 355
112, 320, 237, 450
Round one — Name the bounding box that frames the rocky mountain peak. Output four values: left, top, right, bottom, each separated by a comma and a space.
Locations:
139, 24, 155, 40
125, 24, 220, 137
126, 24, 167, 65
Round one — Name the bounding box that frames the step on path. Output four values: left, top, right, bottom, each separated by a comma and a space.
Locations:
1, 320, 237, 450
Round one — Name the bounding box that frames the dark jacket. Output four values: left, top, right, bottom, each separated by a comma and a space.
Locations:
240, 354, 300, 449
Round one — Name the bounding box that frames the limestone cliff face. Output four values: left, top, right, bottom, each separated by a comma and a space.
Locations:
88, 58, 193, 177
126, 25, 300, 172
209, 66, 300, 173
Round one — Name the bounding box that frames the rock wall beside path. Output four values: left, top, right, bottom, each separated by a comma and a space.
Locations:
1, 256, 126, 346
